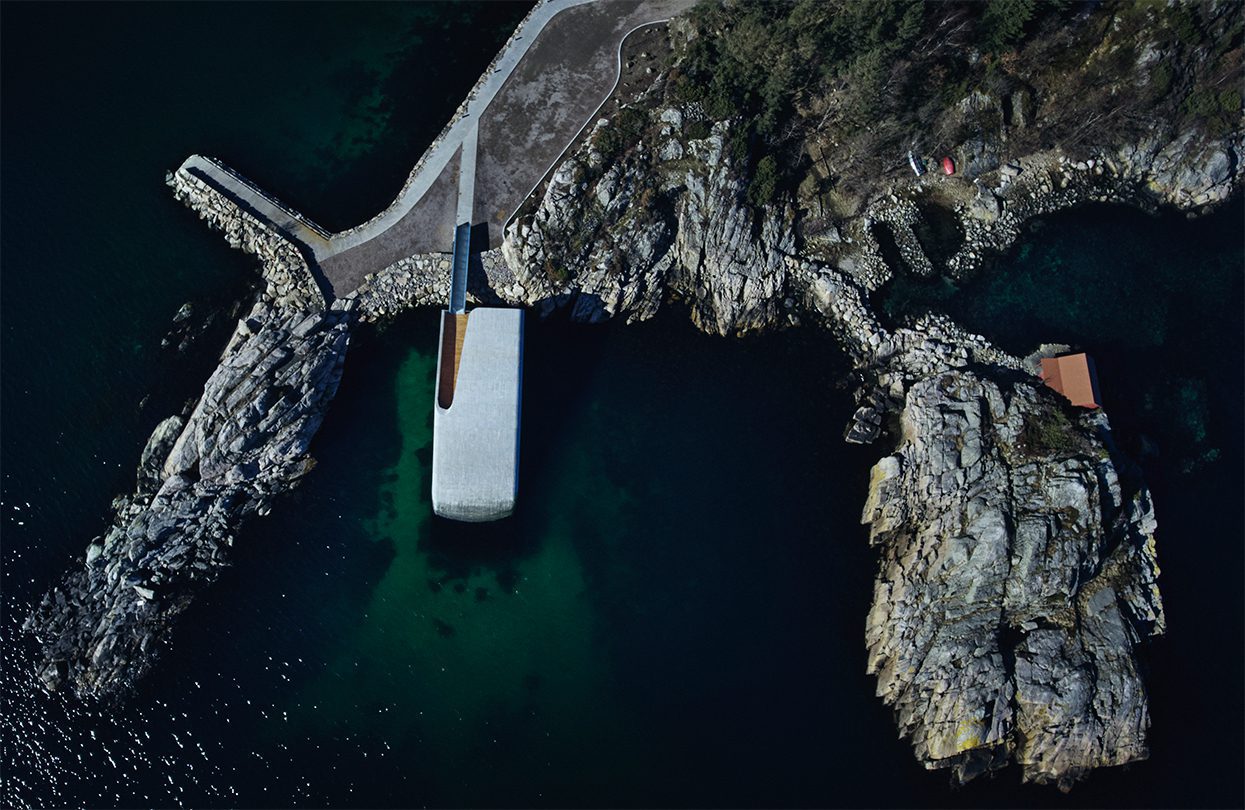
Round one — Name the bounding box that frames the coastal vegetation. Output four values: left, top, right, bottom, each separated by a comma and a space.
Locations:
1018, 405, 1090, 459
665, 0, 1243, 211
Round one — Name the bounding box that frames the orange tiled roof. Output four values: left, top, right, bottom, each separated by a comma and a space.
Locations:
1040, 353, 1101, 409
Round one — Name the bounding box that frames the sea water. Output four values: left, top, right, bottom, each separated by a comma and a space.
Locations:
2, 4, 1241, 807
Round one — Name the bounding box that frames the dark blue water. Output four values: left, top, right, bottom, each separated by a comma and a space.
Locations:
877, 199, 1245, 808
3, 4, 1243, 808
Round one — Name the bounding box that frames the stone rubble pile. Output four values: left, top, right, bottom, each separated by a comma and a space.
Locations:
168, 168, 324, 311
346, 253, 450, 323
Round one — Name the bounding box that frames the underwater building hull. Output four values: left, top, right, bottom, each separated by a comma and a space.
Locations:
431, 307, 524, 521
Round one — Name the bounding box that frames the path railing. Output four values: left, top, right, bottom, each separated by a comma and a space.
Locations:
182, 155, 331, 241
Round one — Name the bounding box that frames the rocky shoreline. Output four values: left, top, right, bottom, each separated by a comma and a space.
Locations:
804, 265, 1165, 789
473, 90, 1235, 786
21, 2, 1242, 792
838, 132, 1242, 292
23, 174, 353, 700
24, 298, 350, 699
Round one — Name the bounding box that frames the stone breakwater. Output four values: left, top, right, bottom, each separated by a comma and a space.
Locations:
24, 300, 351, 700
343, 253, 450, 323
339, 247, 524, 323
168, 166, 325, 311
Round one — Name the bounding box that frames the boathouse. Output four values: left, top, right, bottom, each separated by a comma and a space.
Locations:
1040, 353, 1101, 409
431, 223, 524, 522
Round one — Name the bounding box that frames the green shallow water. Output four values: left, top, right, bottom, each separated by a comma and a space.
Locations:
2, 3, 1243, 808
167, 309, 885, 808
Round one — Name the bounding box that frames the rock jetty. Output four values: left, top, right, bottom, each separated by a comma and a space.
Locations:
24, 168, 352, 700
168, 166, 326, 311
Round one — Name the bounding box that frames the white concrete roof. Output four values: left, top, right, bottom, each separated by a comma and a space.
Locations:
431, 308, 524, 521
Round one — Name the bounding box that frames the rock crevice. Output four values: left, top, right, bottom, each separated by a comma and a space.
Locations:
24, 300, 351, 699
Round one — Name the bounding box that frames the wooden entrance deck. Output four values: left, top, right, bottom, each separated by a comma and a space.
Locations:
437, 313, 469, 409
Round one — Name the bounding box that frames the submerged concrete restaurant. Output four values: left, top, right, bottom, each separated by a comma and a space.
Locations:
431, 223, 524, 522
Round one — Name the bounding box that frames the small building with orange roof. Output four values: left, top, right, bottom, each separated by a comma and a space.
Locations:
1040, 353, 1101, 409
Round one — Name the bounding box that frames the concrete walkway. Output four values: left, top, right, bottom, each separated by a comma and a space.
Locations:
332, 0, 602, 255
179, 0, 695, 299
457, 123, 478, 228
180, 155, 333, 261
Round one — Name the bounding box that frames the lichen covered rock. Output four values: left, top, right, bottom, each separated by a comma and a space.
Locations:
860, 371, 1164, 789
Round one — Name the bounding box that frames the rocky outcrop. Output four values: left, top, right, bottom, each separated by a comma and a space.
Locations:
1124, 130, 1241, 209
803, 261, 1165, 789
136, 415, 184, 496
668, 127, 795, 335
859, 372, 1163, 789
24, 300, 351, 700
502, 133, 679, 326
503, 121, 796, 335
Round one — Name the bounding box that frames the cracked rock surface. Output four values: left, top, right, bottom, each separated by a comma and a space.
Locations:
858, 370, 1164, 789
24, 301, 350, 700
